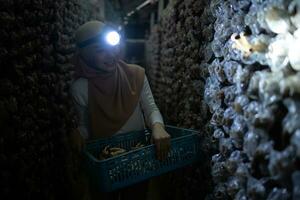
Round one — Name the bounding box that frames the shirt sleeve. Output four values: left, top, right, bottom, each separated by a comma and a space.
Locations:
70, 80, 90, 140
140, 75, 165, 128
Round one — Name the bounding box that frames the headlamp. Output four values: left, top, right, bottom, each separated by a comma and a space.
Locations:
77, 28, 121, 48
105, 31, 120, 46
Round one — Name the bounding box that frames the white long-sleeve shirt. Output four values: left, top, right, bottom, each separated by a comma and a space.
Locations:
70, 75, 164, 140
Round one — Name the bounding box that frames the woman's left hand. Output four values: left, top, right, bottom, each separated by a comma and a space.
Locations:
151, 123, 171, 160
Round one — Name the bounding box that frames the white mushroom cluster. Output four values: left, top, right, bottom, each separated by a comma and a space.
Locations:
146, 0, 300, 199
207, 0, 300, 199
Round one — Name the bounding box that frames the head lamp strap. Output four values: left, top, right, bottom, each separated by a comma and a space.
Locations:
77, 33, 103, 48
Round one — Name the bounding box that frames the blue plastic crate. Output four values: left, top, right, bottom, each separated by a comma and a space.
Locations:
83, 125, 201, 192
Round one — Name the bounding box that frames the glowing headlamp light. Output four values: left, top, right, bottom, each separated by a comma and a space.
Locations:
77, 30, 121, 48
105, 31, 120, 46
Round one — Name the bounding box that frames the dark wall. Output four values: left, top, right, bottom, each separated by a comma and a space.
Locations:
146, 0, 214, 199
0, 0, 105, 199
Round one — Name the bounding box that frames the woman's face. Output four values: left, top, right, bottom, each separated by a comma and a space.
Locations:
80, 43, 120, 72
94, 45, 118, 71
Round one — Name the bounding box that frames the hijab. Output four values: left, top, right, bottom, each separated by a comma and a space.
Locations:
74, 21, 145, 139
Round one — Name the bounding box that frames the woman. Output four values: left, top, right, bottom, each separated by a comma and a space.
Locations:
70, 20, 171, 200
